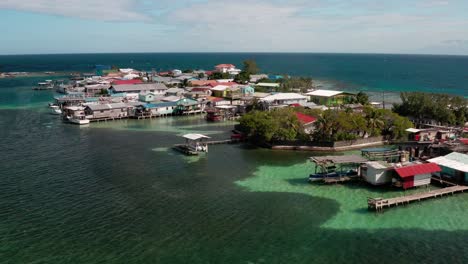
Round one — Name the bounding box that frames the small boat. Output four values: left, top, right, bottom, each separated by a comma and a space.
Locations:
206, 110, 223, 122
49, 105, 62, 115
33, 80, 55, 90
308, 170, 357, 182
67, 115, 90, 125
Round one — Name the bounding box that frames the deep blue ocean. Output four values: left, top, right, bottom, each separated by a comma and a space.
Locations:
1, 53, 467, 97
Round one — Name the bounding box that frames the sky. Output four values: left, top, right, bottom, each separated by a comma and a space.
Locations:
1, 0, 468, 55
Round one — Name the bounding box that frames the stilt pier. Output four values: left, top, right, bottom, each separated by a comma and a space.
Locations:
368, 185, 468, 212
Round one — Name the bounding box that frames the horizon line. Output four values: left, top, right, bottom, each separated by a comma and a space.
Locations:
1, 51, 468, 57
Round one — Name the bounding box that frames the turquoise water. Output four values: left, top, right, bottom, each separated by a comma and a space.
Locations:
1, 53, 467, 96
1, 55, 468, 263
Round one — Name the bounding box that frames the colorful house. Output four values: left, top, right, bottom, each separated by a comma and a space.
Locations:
133, 102, 177, 117
175, 98, 205, 115
240, 85, 255, 96
394, 163, 441, 189
306, 90, 356, 106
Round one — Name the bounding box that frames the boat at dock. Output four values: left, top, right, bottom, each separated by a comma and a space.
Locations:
49, 105, 62, 115
33, 80, 55, 90
173, 134, 210, 155
62, 106, 90, 125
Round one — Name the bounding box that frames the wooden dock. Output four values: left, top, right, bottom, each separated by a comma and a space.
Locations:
368, 185, 468, 212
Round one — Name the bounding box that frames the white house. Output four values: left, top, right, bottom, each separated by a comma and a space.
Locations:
260, 93, 308, 105
215, 64, 241, 75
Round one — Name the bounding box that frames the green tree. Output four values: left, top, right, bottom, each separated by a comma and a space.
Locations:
243, 59, 259, 75
355, 91, 370, 105
208, 72, 231, 80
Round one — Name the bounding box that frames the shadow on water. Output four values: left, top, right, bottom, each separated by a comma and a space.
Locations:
2, 109, 468, 263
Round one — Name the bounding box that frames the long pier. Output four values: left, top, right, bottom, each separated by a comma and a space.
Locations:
368, 185, 468, 212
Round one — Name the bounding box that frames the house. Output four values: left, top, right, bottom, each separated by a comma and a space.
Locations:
256, 83, 280, 91
250, 74, 269, 83
261, 93, 308, 105
84, 84, 110, 95
428, 152, 468, 185
361, 161, 394, 186
175, 98, 205, 115
405, 128, 438, 142
295, 112, 317, 134
185, 87, 212, 99
165, 88, 185, 97
215, 64, 241, 75
394, 163, 441, 189
306, 90, 356, 106
211, 85, 230, 98
172, 69, 182, 76
142, 102, 177, 116
240, 85, 255, 96
84, 103, 129, 120
110, 83, 168, 94
139, 92, 158, 103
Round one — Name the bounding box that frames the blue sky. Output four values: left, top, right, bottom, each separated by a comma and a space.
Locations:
1, 0, 468, 55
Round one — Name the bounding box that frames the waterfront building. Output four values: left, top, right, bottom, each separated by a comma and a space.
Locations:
393, 163, 441, 189
361, 161, 395, 185
306, 90, 356, 106
175, 98, 205, 115
110, 83, 168, 94
429, 152, 468, 184
84, 103, 129, 120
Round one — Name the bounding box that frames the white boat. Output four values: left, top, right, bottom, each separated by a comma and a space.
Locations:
33, 80, 55, 90
49, 105, 62, 115
67, 115, 90, 125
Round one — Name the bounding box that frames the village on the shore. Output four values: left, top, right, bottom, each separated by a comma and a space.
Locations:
36, 60, 468, 212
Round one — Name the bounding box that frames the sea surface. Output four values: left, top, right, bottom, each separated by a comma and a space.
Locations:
1, 53, 468, 263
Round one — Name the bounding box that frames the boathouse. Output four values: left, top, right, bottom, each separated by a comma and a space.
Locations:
361, 161, 394, 186
394, 163, 441, 189
84, 103, 129, 120
306, 90, 355, 107
428, 152, 468, 185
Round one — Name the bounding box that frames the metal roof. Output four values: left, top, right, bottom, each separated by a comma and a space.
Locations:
310, 155, 368, 164
182, 134, 211, 141
395, 163, 441, 178
261, 93, 307, 101
405, 128, 422, 133
86, 103, 128, 111
306, 89, 345, 97
144, 102, 177, 108
428, 152, 468, 173
111, 83, 167, 92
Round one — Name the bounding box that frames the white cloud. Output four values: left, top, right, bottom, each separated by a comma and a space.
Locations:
0, 0, 150, 21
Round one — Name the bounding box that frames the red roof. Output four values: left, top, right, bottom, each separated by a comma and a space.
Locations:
290, 103, 301, 107
215, 64, 235, 68
295, 112, 317, 125
208, 82, 237, 87
191, 87, 211, 91
112, 79, 143, 85
459, 138, 468, 145
190, 80, 218, 86
205, 71, 214, 76
395, 163, 441, 178
207, 96, 224, 102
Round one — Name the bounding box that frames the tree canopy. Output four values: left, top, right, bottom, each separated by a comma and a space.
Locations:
243, 60, 260, 75
393, 92, 468, 126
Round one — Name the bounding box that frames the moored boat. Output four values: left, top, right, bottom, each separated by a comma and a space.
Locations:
33, 80, 55, 90
49, 105, 62, 115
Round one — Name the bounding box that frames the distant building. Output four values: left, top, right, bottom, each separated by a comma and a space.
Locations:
110, 83, 168, 94
306, 90, 355, 106
261, 93, 308, 105
214, 64, 241, 75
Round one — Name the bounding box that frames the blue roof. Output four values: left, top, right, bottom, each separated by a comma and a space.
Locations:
144, 102, 177, 108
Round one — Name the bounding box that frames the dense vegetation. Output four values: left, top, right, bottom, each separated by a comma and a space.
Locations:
238, 106, 413, 143
393, 92, 468, 126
